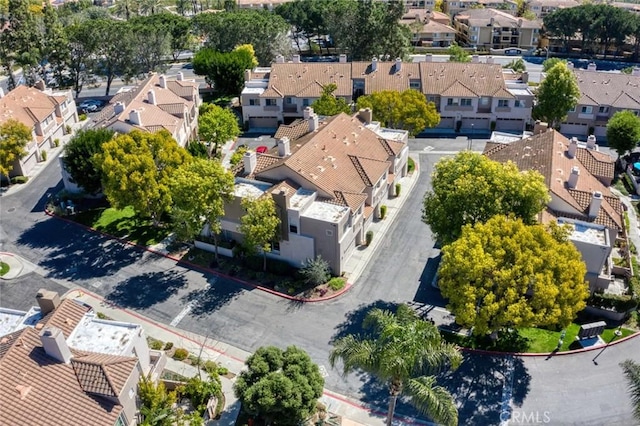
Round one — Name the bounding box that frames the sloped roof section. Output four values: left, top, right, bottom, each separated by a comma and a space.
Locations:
72, 353, 138, 397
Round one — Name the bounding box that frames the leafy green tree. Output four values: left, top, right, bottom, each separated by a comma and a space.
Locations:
91, 19, 136, 95
422, 151, 549, 245
66, 21, 98, 98
311, 83, 351, 116
607, 110, 640, 157
41, 5, 70, 88
239, 196, 280, 271
448, 43, 471, 62
503, 58, 526, 72
330, 304, 462, 426
300, 255, 331, 286
234, 44, 259, 69
96, 130, 191, 226
63, 128, 115, 194
438, 215, 589, 338
178, 374, 222, 416
138, 375, 177, 426
541, 57, 567, 72
193, 47, 255, 95
0, 119, 31, 182
621, 359, 640, 422
356, 89, 440, 136
198, 104, 240, 157
234, 346, 324, 425
168, 158, 235, 256
534, 61, 580, 129
112, 0, 139, 20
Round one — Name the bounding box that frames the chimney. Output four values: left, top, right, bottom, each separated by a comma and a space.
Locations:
35, 80, 46, 91
358, 108, 373, 124
303, 106, 314, 120
339, 54, 347, 63
159, 75, 167, 88
587, 62, 596, 72
36, 289, 60, 316
472, 55, 479, 63
633, 67, 640, 77
486, 56, 494, 64
568, 137, 578, 158
395, 58, 402, 72
425, 54, 433, 62
129, 109, 142, 126
39, 327, 72, 364
243, 150, 257, 174
244, 69, 251, 82
308, 113, 319, 132
568, 166, 580, 189
587, 134, 596, 149
277, 137, 291, 157
293, 54, 301, 63
147, 90, 156, 105
0, 87, 4, 98
520, 71, 529, 83
114, 101, 125, 115
371, 57, 378, 72
275, 54, 285, 64
589, 191, 603, 219
177, 72, 184, 81
533, 121, 549, 134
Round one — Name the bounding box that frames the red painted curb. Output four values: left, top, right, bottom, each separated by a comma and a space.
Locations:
459, 331, 640, 357
44, 209, 353, 303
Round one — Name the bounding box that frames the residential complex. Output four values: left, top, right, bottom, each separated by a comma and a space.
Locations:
401, 9, 457, 47
454, 9, 541, 51
220, 108, 408, 274
92, 73, 201, 148
527, 0, 580, 18
241, 57, 534, 134
444, 0, 518, 16
560, 64, 640, 139
0, 83, 77, 178
0, 290, 166, 426
484, 129, 624, 292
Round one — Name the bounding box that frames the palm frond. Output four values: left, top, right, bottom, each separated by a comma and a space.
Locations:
329, 336, 378, 376
405, 376, 459, 426
621, 359, 640, 421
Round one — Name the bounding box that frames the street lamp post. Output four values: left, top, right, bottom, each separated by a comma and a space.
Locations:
468, 123, 474, 150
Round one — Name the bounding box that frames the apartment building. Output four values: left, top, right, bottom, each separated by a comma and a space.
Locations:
560, 64, 640, 139
484, 129, 623, 291
401, 9, 457, 47
454, 9, 541, 51
445, 0, 518, 16
93, 73, 201, 148
241, 56, 535, 133
0, 83, 77, 178
0, 290, 166, 426
527, 0, 579, 18
221, 108, 408, 274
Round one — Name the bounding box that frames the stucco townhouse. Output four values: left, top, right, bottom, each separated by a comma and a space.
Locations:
401, 9, 457, 48
527, 0, 579, 19
242, 56, 534, 134
220, 108, 409, 275
0, 83, 77, 178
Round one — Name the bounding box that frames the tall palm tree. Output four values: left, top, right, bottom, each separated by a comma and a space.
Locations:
621, 359, 640, 421
330, 304, 463, 426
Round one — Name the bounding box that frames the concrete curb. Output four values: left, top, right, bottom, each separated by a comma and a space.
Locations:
44, 209, 353, 303
0, 252, 24, 280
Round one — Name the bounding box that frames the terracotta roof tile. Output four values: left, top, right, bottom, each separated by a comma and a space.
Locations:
573, 70, 640, 109
351, 61, 422, 94
456, 9, 541, 29
40, 299, 91, 338
264, 63, 352, 98
336, 191, 367, 213
72, 353, 138, 397
419, 62, 512, 97
0, 85, 60, 128
274, 119, 310, 141
575, 148, 614, 181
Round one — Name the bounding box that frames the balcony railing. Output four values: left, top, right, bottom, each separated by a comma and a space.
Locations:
444, 105, 473, 111
283, 104, 298, 113
264, 105, 279, 111
495, 106, 511, 113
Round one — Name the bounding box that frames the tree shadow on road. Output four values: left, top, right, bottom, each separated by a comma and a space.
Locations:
438, 353, 531, 425
105, 270, 188, 309
17, 216, 145, 280
330, 300, 398, 343
30, 183, 64, 213
414, 252, 447, 308
180, 275, 248, 317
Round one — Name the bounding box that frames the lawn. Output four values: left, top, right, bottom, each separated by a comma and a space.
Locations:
0, 262, 9, 276
443, 323, 635, 353
72, 206, 170, 246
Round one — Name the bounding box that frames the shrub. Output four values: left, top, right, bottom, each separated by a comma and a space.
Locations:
327, 277, 346, 291
188, 354, 203, 366
79, 113, 87, 121
407, 157, 415, 173
203, 360, 219, 375
10, 176, 28, 184
41, 151, 48, 161
53, 138, 60, 147
164, 342, 174, 350
380, 205, 387, 219
366, 230, 373, 246
65, 125, 72, 134
588, 293, 638, 313
490, 121, 496, 131
173, 348, 189, 361
150, 340, 164, 350
96, 312, 109, 320
395, 183, 401, 196
230, 146, 248, 167
300, 255, 331, 286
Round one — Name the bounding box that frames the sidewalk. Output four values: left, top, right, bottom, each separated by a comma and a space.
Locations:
62, 287, 430, 426
0, 118, 91, 197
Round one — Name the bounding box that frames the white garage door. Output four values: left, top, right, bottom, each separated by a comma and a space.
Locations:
249, 117, 278, 129
438, 117, 455, 130
496, 118, 524, 132
561, 123, 588, 137
462, 118, 490, 130
18, 152, 37, 176
594, 125, 607, 138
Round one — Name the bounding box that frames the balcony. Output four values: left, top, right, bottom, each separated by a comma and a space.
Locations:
495, 107, 511, 113
477, 106, 492, 113
578, 113, 595, 120
445, 105, 473, 111
264, 105, 280, 111
283, 104, 298, 113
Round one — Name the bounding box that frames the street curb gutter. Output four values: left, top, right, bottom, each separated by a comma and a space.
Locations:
44, 209, 352, 303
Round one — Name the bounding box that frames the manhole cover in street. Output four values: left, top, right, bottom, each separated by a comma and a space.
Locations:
7, 208, 15, 212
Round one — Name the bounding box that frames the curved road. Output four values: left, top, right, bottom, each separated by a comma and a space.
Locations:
1, 147, 638, 425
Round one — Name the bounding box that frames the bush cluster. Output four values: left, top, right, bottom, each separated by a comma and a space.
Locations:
327, 277, 346, 291
173, 348, 189, 361
588, 293, 638, 313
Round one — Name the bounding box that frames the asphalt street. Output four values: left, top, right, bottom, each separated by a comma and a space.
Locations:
1, 140, 639, 424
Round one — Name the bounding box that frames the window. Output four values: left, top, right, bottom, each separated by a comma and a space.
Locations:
514, 99, 524, 108
326, 229, 334, 237
302, 98, 310, 106
410, 80, 421, 90
427, 95, 436, 103
568, 106, 576, 113
498, 99, 509, 108
265, 99, 276, 106
480, 97, 490, 105
285, 97, 293, 104
471, 27, 478, 32
447, 98, 454, 106
598, 106, 609, 114
581, 106, 593, 114
289, 224, 298, 233
461, 98, 472, 106
249, 98, 259, 106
